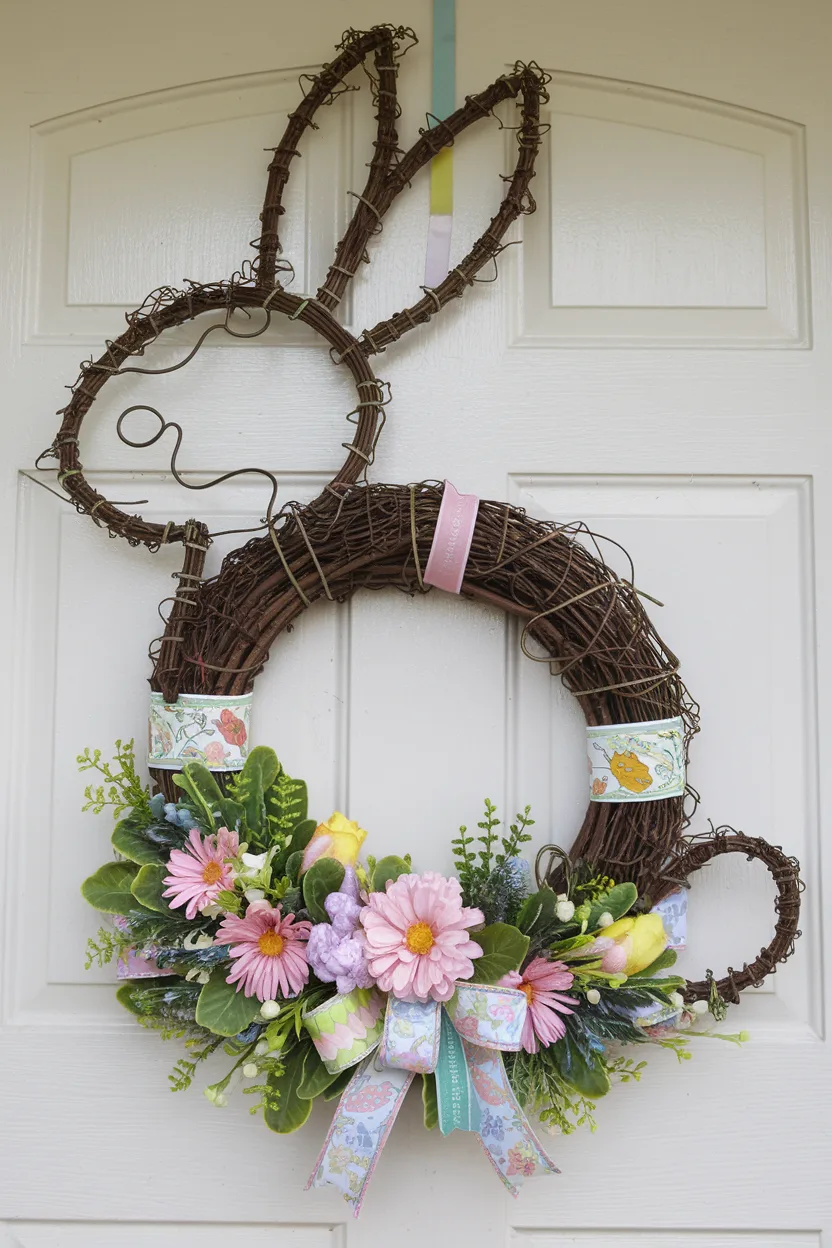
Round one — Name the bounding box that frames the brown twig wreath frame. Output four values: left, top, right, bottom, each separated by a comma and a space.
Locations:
41, 26, 801, 1006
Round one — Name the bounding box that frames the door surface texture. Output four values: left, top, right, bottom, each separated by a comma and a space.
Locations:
1, 1, 829, 1245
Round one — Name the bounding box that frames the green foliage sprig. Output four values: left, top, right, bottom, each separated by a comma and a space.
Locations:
454, 799, 535, 914
506, 1048, 600, 1135
496, 805, 535, 865
169, 1035, 225, 1092
84, 925, 130, 969
77, 739, 151, 820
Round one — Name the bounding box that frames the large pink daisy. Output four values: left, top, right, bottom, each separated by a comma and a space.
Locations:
501, 957, 578, 1053
359, 871, 484, 1003
162, 827, 238, 920
215, 901, 311, 1000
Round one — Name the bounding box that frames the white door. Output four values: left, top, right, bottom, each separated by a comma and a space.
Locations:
2, 1, 828, 1244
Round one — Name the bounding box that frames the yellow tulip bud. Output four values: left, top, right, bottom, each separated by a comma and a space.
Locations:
601, 913, 667, 975
301, 811, 367, 874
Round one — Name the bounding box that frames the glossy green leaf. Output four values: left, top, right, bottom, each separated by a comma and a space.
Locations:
81, 861, 140, 914
516, 888, 557, 934
272, 819, 316, 877
288, 818, 316, 853
588, 882, 638, 929
554, 1031, 611, 1099
628, 948, 678, 979
215, 798, 246, 835
264, 1044, 313, 1133
302, 858, 345, 923
372, 855, 411, 893
111, 813, 164, 866
235, 746, 281, 841
284, 851, 303, 883
131, 862, 174, 915
322, 1068, 354, 1101
115, 982, 144, 1016
194, 973, 262, 1037
172, 763, 226, 831
422, 1073, 438, 1130
298, 1054, 344, 1100
472, 923, 530, 984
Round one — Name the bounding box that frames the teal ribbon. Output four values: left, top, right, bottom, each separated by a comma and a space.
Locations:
436, 1007, 481, 1134
432, 0, 456, 121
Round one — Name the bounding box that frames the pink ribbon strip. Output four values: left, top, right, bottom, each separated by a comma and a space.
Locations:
424, 481, 479, 594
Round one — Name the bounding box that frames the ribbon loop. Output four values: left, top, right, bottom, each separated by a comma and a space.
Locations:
303, 987, 385, 1074
446, 982, 527, 1051
380, 996, 442, 1073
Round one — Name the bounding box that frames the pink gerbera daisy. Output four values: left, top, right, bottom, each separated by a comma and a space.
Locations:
501, 957, 578, 1053
359, 871, 484, 1003
215, 901, 311, 1000
162, 827, 238, 920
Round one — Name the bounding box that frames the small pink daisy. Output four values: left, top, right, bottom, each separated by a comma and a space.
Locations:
215, 902, 312, 1000
162, 827, 238, 920
501, 957, 578, 1053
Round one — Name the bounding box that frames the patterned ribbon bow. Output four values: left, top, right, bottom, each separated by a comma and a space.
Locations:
304, 983, 557, 1216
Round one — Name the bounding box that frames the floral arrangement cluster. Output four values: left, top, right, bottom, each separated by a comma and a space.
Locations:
81, 742, 743, 1141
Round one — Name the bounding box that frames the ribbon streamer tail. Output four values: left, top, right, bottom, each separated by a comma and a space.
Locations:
435, 1007, 481, 1134
306, 1055, 413, 1217
463, 1041, 559, 1195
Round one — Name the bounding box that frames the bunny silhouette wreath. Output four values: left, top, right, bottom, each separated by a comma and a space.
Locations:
50, 24, 801, 1214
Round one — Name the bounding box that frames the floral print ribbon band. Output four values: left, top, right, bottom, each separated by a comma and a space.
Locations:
148, 693, 252, 771
586, 716, 685, 802
304, 983, 556, 1215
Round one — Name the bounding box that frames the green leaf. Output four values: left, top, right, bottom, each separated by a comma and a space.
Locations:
215, 798, 246, 835
81, 861, 140, 914
302, 858, 345, 923
473, 923, 530, 984
288, 819, 316, 853
115, 981, 144, 1016
516, 888, 557, 934
322, 1067, 354, 1101
588, 882, 638, 929
272, 819, 317, 876
173, 764, 225, 832
264, 1044, 313, 1133
372, 855, 411, 893
235, 746, 281, 840
550, 933, 597, 957
628, 948, 678, 979
298, 1054, 343, 1100
422, 1073, 438, 1130
131, 862, 174, 915
111, 813, 164, 865
284, 851, 303, 883
194, 973, 262, 1037
554, 1031, 611, 1099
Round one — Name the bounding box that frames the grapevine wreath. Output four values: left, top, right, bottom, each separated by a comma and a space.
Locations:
40, 25, 803, 1214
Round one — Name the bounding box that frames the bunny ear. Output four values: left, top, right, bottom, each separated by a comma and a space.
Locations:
361, 64, 549, 354
320, 61, 551, 356
256, 24, 416, 294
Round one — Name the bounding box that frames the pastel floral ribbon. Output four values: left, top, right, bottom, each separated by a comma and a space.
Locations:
148, 692, 252, 772
586, 716, 685, 802
305, 982, 557, 1216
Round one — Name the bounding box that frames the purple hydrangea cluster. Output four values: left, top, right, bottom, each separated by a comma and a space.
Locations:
306, 867, 373, 995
